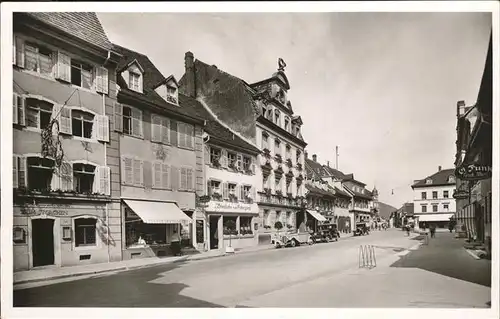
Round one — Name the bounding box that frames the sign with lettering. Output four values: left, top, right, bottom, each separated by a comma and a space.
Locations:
455, 164, 492, 181
21, 207, 68, 217
206, 201, 258, 214
453, 190, 469, 200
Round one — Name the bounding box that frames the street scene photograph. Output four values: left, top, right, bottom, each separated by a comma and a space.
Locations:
1, 2, 498, 319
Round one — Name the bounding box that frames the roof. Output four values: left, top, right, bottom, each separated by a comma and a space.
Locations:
344, 184, 373, 200
331, 186, 352, 198
398, 202, 414, 215
26, 12, 113, 51
322, 165, 350, 180
305, 158, 325, 180
412, 169, 455, 188
305, 184, 332, 197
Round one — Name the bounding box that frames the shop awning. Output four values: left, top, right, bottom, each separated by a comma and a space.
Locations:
307, 210, 327, 222
416, 213, 455, 222
124, 200, 192, 224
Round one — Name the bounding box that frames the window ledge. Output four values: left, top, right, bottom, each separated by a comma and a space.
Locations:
177, 146, 195, 152
14, 189, 111, 202
74, 245, 99, 251
152, 140, 172, 147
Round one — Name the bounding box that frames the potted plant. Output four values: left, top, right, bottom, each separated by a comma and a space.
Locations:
212, 192, 222, 201
224, 219, 237, 254
286, 192, 293, 198
229, 193, 238, 202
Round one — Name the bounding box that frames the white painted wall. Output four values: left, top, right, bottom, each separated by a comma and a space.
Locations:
413, 185, 456, 214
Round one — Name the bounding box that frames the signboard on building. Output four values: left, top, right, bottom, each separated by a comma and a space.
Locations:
206, 201, 258, 214
455, 164, 492, 180
453, 190, 469, 200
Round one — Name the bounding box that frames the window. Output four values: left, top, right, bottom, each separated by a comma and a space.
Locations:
432, 191, 438, 199
71, 60, 93, 89
425, 178, 433, 185
263, 175, 270, 189
275, 139, 281, 156
240, 216, 253, 235
153, 162, 170, 189
228, 183, 237, 200
122, 157, 143, 186
242, 185, 252, 200
421, 192, 427, 200
296, 150, 301, 165
274, 109, 281, 126
180, 167, 194, 191
263, 210, 271, 226
286, 180, 291, 193
73, 163, 95, 193
129, 72, 141, 91
27, 157, 54, 191
26, 98, 52, 129
444, 204, 449, 211
432, 205, 438, 212
243, 156, 252, 172
421, 205, 427, 213
285, 145, 291, 160
178, 122, 194, 149
24, 42, 54, 76
72, 110, 94, 139
284, 117, 290, 132
223, 216, 238, 235
275, 175, 282, 192
123, 105, 142, 137
227, 152, 237, 168
443, 190, 449, 198
151, 114, 170, 144
208, 180, 221, 197
448, 176, 455, 183
210, 147, 222, 166
262, 133, 269, 149
75, 218, 97, 247
166, 85, 177, 104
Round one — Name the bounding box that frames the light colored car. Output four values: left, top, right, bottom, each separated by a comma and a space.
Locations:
272, 231, 314, 248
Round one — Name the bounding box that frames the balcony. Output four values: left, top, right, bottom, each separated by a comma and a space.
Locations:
257, 192, 300, 207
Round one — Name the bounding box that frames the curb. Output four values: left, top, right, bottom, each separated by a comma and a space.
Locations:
465, 249, 481, 260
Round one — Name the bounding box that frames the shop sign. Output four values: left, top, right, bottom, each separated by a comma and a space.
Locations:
22, 208, 68, 217
207, 201, 257, 214
455, 164, 492, 181
453, 190, 469, 200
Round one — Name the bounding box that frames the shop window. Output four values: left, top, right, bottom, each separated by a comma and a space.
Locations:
74, 218, 97, 247
122, 105, 142, 137
210, 147, 222, 166
73, 163, 96, 193
432, 205, 438, 212
26, 98, 53, 129
71, 59, 93, 89
27, 157, 54, 191
24, 42, 54, 76
125, 208, 167, 247
223, 216, 238, 235
432, 191, 438, 199
443, 190, 449, 198
421, 192, 427, 200
263, 210, 271, 227
240, 217, 253, 235
72, 110, 94, 139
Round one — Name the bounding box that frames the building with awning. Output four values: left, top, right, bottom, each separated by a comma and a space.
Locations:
307, 210, 327, 223
124, 199, 193, 224
416, 213, 455, 223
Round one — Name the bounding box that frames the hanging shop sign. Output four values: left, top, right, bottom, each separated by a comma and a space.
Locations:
455, 164, 492, 181
453, 190, 469, 200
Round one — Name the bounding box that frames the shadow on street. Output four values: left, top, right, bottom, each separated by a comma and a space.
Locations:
389, 233, 491, 288
14, 262, 224, 308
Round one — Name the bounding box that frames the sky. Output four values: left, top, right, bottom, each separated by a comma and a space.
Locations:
98, 12, 492, 208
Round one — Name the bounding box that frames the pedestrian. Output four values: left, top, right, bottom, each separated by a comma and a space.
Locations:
406, 225, 410, 237
170, 228, 182, 256
430, 224, 436, 238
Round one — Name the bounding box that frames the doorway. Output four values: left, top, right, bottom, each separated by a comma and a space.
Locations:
209, 215, 220, 250
296, 211, 305, 232
32, 219, 55, 267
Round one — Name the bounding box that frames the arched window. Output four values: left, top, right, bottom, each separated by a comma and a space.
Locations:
72, 109, 94, 139
27, 156, 55, 191
73, 163, 96, 193
26, 98, 53, 129
275, 138, 281, 156
284, 117, 290, 132
274, 109, 281, 126
74, 216, 98, 247
262, 131, 269, 149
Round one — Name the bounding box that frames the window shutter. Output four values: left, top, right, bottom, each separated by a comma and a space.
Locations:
13, 93, 19, 125
187, 124, 194, 149
93, 166, 101, 194
207, 181, 212, 196
204, 145, 210, 165
51, 104, 62, 134
223, 182, 229, 199
221, 150, 228, 168
18, 95, 26, 126
122, 157, 133, 185
170, 166, 179, 190
140, 160, 144, 186
55, 51, 71, 82
237, 185, 243, 200
59, 107, 72, 134
132, 159, 141, 186
96, 115, 109, 142
187, 168, 194, 191
100, 166, 110, 195
251, 186, 256, 200
132, 108, 142, 137
60, 161, 73, 191
18, 156, 27, 188
152, 162, 161, 188
15, 36, 25, 68
114, 102, 123, 132
162, 118, 170, 144
96, 67, 109, 94
162, 164, 170, 189
179, 167, 187, 190
51, 165, 61, 191
237, 154, 243, 171
177, 122, 184, 147
13, 155, 18, 188
151, 114, 162, 142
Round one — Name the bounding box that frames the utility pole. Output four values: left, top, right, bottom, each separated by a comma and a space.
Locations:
335, 146, 339, 170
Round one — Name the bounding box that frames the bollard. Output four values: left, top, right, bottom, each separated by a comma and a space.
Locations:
358, 245, 377, 269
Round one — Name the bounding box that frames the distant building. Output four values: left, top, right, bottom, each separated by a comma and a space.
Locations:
411, 167, 456, 229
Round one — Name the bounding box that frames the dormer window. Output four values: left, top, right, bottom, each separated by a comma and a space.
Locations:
166, 85, 177, 104
284, 117, 290, 132
155, 76, 179, 105
448, 176, 455, 183
129, 72, 141, 91
425, 178, 433, 185
274, 110, 281, 126
123, 60, 144, 94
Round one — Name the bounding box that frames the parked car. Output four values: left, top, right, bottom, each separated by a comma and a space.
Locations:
272, 231, 313, 248
311, 223, 340, 243
354, 223, 369, 236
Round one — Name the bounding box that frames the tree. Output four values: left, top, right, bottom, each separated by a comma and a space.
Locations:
225, 219, 236, 248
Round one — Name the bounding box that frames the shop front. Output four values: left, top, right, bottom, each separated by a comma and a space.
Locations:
415, 213, 455, 230
205, 201, 259, 251
122, 199, 193, 259
306, 210, 327, 233
13, 196, 119, 272
333, 207, 351, 233
353, 212, 371, 231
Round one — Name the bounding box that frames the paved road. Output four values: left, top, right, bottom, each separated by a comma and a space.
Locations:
14, 230, 419, 307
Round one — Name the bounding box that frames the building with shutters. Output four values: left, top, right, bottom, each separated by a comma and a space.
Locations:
12, 13, 122, 271
179, 53, 308, 246
111, 45, 207, 259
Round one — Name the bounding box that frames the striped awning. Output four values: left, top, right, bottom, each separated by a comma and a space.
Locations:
307, 210, 327, 222
124, 199, 192, 224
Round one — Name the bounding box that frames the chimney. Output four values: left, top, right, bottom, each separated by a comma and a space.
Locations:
438, 165, 442, 172
457, 100, 466, 117
305, 151, 308, 159
312, 154, 317, 162
327, 161, 330, 167
184, 51, 195, 98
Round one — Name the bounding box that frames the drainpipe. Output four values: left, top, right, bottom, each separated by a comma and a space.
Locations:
102, 54, 111, 263
202, 132, 210, 250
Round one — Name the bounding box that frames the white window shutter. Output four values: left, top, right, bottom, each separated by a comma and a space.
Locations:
151, 115, 162, 142
100, 166, 110, 195
60, 161, 73, 191
51, 104, 62, 134
153, 162, 161, 188
93, 166, 101, 194
96, 67, 109, 94
188, 168, 194, 191
237, 154, 243, 171
114, 102, 123, 132
59, 107, 72, 134
13, 93, 19, 125
221, 149, 228, 167
51, 165, 61, 191
96, 115, 109, 142
162, 164, 170, 189
55, 51, 71, 82
223, 182, 229, 199
18, 96, 26, 126
140, 160, 144, 186
122, 157, 133, 185
162, 118, 170, 144
13, 155, 18, 188
15, 36, 25, 68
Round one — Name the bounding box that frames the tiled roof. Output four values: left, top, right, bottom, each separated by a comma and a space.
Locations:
344, 185, 373, 200
331, 186, 352, 198
322, 166, 351, 180
26, 12, 113, 51
305, 184, 334, 197
113, 44, 258, 153
412, 169, 455, 188
305, 158, 325, 180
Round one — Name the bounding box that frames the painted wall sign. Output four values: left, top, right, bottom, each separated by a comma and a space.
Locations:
206, 201, 258, 214
20, 207, 69, 217
455, 164, 492, 180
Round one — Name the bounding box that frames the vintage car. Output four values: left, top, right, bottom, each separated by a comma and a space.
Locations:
311, 223, 340, 243
353, 223, 370, 236
272, 231, 314, 248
